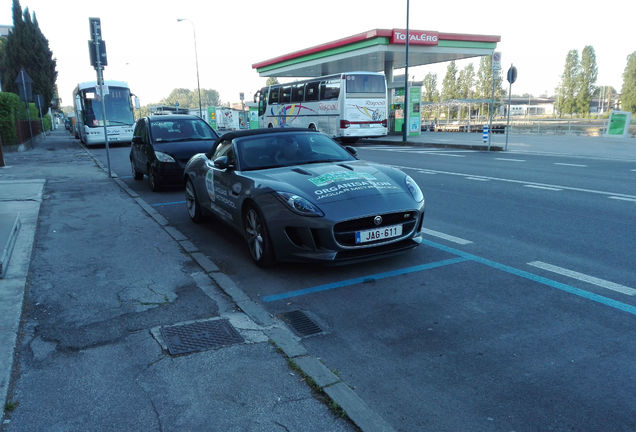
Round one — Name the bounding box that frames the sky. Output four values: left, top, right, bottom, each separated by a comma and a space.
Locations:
1, 0, 633, 108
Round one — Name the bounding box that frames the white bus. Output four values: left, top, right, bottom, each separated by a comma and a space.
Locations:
72, 80, 136, 146
255, 71, 388, 142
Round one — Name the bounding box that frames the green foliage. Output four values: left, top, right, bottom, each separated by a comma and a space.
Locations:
556, 50, 580, 115
576, 46, 598, 115
441, 61, 459, 101
160, 88, 221, 109
0, 91, 24, 145
43, 113, 52, 131
620, 51, 636, 113
422, 73, 439, 103
0, 0, 58, 113
265, 77, 280, 86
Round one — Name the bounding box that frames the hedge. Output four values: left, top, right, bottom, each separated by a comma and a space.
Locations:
0, 92, 24, 146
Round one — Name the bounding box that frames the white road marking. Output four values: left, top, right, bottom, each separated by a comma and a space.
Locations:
523, 185, 562, 191
420, 228, 473, 245
554, 163, 587, 167
528, 261, 636, 296
465, 177, 490, 181
495, 158, 526, 162
609, 196, 636, 202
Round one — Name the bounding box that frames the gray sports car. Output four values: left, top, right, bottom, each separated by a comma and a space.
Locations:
183, 128, 425, 266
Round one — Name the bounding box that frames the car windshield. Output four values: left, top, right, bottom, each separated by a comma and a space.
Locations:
150, 118, 218, 143
236, 132, 356, 170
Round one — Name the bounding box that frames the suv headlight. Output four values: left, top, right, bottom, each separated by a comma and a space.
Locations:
275, 191, 324, 217
405, 175, 424, 202
155, 151, 175, 163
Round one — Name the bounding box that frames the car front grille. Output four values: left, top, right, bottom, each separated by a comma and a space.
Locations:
333, 211, 419, 247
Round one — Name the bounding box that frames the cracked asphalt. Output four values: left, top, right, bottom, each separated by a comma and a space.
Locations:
0, 131, 359, 432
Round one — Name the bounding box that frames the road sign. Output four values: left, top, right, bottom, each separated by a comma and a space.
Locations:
89, 17, 102, 41
507, 65, 518, 84
492, 52, 501, 71
88, 39, 108, 68
15, 68, 33, 102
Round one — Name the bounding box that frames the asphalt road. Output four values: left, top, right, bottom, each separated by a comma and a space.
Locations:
89, 137, 636, 432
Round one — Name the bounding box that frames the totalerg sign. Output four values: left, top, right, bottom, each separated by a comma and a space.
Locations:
391, 29, 439, 45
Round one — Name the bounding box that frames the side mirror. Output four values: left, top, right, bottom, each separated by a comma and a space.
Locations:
213, 155, 229, 169
132, 136, 143, 144
345, 146, 358, 157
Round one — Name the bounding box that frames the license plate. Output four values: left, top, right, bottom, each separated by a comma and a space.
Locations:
355, 224, 402, 244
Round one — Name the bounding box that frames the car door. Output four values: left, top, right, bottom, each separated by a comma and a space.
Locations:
205, 139, 242, 225
132, 119, 149, 174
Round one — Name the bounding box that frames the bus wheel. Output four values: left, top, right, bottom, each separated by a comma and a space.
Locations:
267, 123, 273, 128
308, 124, 316, 131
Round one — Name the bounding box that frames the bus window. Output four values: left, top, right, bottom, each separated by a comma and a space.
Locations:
268, 87, 280, 104
280, 85, 292, 103
291, 83, 305, 102
305, 81, 319, 101
320, 80, 340, 100
345, 74, 386, 93
258, 87, 268, 116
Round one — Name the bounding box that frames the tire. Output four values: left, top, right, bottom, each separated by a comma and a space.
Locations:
131, 158, 143, 180
148, 166, 160, 192
185, 178, 204, 223
308, 124, 317, 131
243, 204, 274, 267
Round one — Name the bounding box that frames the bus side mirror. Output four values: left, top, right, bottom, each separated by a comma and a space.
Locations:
134, 96, 140, 110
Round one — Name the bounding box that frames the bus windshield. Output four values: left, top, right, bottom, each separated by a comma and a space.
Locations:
345, 74, 386, 94
82, 86, 134, 127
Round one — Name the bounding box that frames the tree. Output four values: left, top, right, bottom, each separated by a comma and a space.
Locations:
555, 50, 580, 116
476, 55, 504, 120
576, 45, 598, 115
0, 0, 57, 113
266, 77, 279, 86
620, 51, 636, 113
160, 88, 220, 109
422, 73, 438, 102
441, 61, 459, 119
457, 64, 475, 118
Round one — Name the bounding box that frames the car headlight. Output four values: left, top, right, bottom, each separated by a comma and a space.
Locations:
155, 151, 175, 163
275, 191, 324, 217
405, 175, 424, 202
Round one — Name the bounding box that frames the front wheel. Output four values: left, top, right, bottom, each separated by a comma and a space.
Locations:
131, 157, 143, 180
148, 166, 160, 192
243, 205, 274, 267
185, 178, 204, 223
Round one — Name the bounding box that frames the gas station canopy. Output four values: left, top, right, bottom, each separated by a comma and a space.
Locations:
252, 28, 500, 79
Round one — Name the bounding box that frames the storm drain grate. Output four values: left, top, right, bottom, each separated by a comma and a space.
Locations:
279, 310, 322, 337
160, 319, 244, 356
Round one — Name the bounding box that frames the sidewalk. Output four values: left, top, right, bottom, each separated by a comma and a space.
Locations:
0, 130, 385, 431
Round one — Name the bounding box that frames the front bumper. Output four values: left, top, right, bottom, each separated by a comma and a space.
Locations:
258, 194, 425, 263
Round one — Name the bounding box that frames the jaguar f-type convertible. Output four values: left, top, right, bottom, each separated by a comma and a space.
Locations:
183, 128, 425, 266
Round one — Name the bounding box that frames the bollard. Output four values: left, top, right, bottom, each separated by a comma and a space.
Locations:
482, 125, 489, 143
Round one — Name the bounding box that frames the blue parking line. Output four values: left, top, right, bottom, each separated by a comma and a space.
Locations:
151, 201, 186, 207
262, 257, 469, 302
419, 239, 636, 316
262, 238, 636, 316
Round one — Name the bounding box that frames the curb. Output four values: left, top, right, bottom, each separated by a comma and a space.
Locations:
359, 138, 503, 151
82, 144, 396, 432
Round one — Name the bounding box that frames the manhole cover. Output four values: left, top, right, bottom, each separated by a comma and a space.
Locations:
279, 310, 322, 337
160, 319, 244, 356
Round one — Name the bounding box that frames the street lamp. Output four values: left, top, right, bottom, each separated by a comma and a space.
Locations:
177, 18, 202, 119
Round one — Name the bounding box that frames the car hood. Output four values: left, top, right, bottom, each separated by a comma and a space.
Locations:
154, 140, 214, 162
245, 160, 411, 204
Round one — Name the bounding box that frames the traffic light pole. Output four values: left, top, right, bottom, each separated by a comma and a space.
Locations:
91, 19, 111, 178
